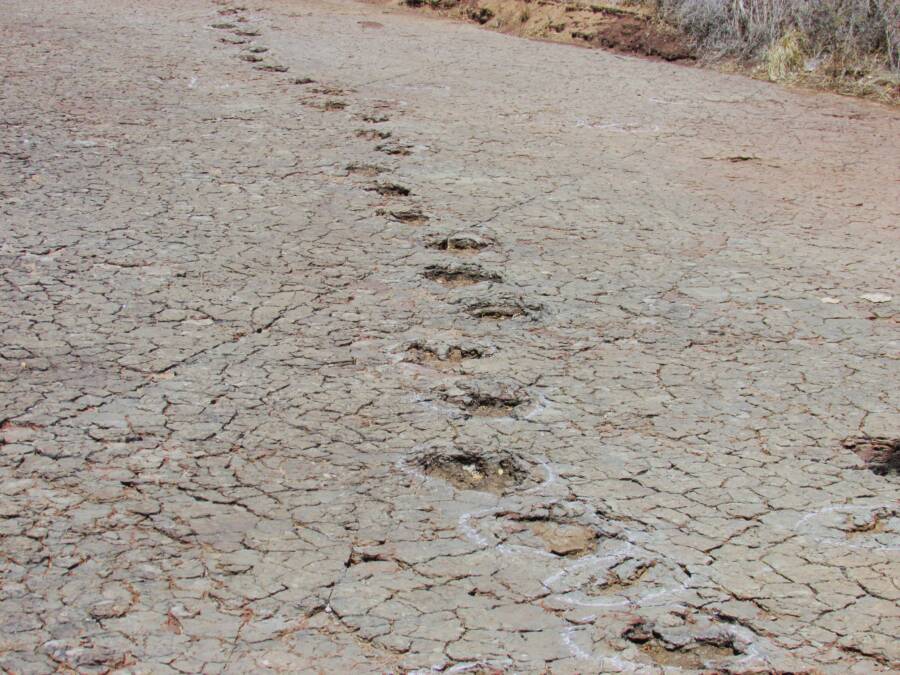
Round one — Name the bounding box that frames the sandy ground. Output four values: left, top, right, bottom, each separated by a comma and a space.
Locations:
1, 0, 898, 672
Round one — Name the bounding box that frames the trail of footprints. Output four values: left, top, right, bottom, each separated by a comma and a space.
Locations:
204, 5, 875, 670
337, 99, 784, 669
211, 7, 278, 69
352, 95, 770, 668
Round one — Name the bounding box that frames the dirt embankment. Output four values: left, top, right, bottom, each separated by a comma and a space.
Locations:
396, 0, 899, 102
404, 0, 694, 62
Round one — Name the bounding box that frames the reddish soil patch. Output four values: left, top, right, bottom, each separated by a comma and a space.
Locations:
568, 8, 692, 61
397, 0, 693, 63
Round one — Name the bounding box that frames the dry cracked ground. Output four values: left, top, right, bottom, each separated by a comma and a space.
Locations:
1, 0, 899, 672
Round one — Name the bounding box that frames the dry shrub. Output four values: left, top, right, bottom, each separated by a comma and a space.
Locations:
651, 0, 899, 73
766, 29, 805, 80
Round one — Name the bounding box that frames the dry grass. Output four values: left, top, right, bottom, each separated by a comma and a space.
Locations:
653, 0, 897, 64
646, 0, 899, 99
765, 29, 805, 80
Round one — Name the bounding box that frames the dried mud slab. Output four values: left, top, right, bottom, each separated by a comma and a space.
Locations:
412, 445, 532, 494
519, 519, 597, 557
843, 436, 899, 476
549, 546, 689, 604
437, 377, 530, 418
840, 505, 899, 536
486, 501, 618, 558
623, 619, 750, 670
423, 262, 501, 287
796, 503, 899, 551
587, 556, 657, 592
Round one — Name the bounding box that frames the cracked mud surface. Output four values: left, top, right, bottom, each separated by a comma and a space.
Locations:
1, 0, 898, 672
